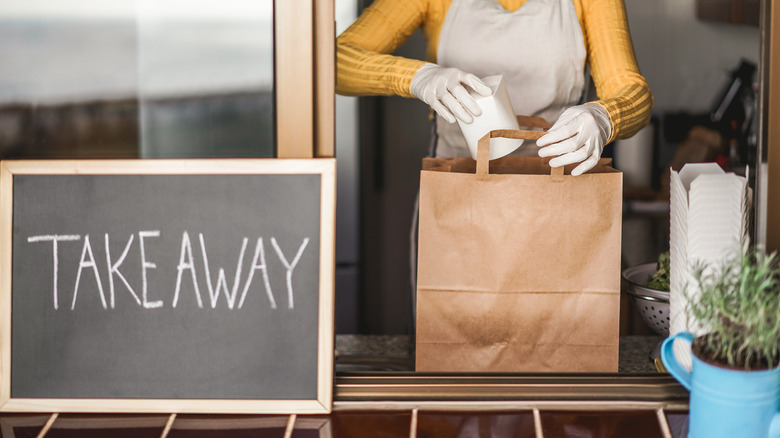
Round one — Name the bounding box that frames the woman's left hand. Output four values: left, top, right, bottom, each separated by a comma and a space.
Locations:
536, 103, 612, 176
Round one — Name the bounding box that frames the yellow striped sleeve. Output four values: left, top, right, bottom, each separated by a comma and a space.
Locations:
582, 0, 654, 142
336, 0, 431, 98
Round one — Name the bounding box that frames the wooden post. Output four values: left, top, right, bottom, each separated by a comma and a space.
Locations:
284, 414, 297, 438
159, 414, 176, 438
766, 0, 780, 253
35, 413, 58, 438
275, 0, 315, 158
315, 0, 335, 158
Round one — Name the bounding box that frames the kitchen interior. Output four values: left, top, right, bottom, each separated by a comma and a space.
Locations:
0, 0, 773, 436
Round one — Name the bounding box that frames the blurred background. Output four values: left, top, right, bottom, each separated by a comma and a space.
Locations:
0, 0, 274, 160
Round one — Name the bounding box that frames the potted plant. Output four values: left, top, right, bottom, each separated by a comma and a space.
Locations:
661, 247, 780, 438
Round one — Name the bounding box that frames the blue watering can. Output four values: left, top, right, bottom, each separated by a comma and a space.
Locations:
662, 332, 780, 438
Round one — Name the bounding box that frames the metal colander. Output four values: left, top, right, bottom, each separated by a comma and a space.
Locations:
622, 263, 670, 336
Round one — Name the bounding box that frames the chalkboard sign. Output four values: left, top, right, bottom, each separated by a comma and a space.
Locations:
0, 159, 335, 414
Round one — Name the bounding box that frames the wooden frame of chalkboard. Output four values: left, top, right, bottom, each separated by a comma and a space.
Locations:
0, 159, 336, 414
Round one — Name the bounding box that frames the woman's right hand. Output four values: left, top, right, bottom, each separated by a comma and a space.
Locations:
410, 64, 492, 124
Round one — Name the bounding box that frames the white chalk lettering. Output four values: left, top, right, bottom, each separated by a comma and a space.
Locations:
173, 231, 203, 308
199, 233, 248, 309
271, 237, 310, 310
105, 233, 141, 308
26, 230, 310, 312
27, 234, 81, 310
138, 230, 163, 309
71, 235, 107, 310
238, 237, 277, 309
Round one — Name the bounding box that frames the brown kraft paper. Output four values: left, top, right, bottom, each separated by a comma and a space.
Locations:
415, 116, 622, 372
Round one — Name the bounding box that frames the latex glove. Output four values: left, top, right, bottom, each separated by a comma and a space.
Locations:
410, 63, 492, 124
537, 103, 612, 176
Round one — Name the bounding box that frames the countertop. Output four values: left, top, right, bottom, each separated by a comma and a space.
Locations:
335, 334, 664, 373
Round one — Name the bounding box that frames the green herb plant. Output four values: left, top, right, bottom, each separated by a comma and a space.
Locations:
647, 251, 670, 291
685, 247, 780, 371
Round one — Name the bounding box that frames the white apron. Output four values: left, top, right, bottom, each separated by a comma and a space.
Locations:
432, 0, 587, 158
411, 0, 588, 325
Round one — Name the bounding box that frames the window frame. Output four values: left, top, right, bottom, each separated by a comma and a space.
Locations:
276, 0, 335, 159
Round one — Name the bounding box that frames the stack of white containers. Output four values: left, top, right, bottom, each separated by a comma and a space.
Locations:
669, 163, 750, 369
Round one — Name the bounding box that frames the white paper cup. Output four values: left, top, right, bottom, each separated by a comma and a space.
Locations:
457, 75, 523, 160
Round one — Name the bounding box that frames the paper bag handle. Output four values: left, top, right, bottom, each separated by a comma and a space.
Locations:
476, 115, 562, 179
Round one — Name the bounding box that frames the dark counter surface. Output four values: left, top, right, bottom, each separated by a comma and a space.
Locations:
335, 335, 664, 373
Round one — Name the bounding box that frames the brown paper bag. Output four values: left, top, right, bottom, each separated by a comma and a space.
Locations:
415, 115, 622, 373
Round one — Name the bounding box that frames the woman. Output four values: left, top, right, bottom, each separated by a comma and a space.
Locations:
338, 0, 653, 326
336, 0, 653, 176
